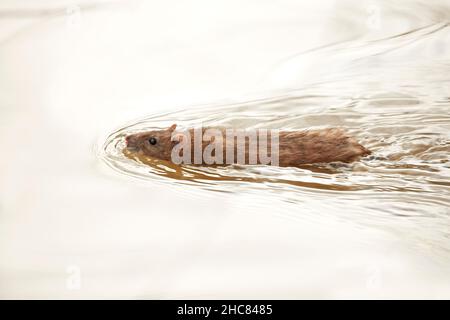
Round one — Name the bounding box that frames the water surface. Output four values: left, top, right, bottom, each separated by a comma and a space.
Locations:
1, 0, 450, 298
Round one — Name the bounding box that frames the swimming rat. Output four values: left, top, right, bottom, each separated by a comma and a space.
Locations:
125, 124, 371, 167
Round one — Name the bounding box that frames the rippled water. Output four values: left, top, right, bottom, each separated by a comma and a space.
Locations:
103, 22, 450, 259
1, 0, 450, 298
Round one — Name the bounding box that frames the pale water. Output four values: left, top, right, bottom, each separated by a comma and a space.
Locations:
1, 0, 450, 298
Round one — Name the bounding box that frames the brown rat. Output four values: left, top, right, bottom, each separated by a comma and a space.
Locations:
125, 124, 371, 167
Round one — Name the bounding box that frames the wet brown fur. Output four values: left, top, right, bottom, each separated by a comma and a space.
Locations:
125, 125, 371, 167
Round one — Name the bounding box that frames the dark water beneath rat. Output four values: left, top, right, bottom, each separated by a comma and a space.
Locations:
102, 21, 450, 260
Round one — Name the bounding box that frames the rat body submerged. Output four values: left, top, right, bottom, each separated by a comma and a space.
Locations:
125, 124, 371, 167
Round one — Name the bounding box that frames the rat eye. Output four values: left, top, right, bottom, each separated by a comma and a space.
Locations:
149, 137, 157, 145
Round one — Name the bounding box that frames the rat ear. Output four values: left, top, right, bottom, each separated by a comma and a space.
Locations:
171, 132, 185, 143
168, 124, 177, 132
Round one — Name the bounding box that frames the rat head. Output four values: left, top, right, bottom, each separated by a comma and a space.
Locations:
125, 124, 178, 161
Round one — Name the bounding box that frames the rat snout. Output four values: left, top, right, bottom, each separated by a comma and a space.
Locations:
125, 134, 139, 150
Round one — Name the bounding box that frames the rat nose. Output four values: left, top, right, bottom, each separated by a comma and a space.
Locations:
125, 135, 135, 147
125, 134, 139, 150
